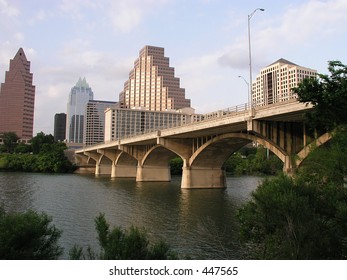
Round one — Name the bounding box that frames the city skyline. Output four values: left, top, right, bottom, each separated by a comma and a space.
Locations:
1, 0, 347, 135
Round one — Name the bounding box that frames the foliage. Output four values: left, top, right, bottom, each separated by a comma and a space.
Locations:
294, 60, 347, 130
223, 146, 282, 175
70, 213, 177, 260
170, 157, 183, 175
0, 206, 63, 260
1, 132, 19, 153
237, 129, 347, 259
0, 132, 75, 173
31, 132, 55, 154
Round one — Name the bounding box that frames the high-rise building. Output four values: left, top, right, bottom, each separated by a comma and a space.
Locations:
54, 113, 66, 141
104, 107, 199, 142
0, 48, 35, 142
66, 77, 93, 144
84, 100, 117, 146
119, 45, 190, 111
252, 58, 317, 106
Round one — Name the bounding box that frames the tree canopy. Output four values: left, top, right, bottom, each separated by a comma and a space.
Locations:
294, 60, 347, 130
0, 207, 63, 260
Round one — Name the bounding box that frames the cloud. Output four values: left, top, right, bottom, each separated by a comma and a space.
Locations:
0, 0, 19, 17
107, 0, 171, 33
219, 0, 347, 70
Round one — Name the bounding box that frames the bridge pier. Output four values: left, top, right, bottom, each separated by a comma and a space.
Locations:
136, 165, 171, 182
112, 163, 137, 178
181, 167, 226, 189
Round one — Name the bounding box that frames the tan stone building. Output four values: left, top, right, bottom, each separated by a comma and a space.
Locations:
0, 48, 35, 142
252, 58, 316, 106
119, 45, 190, 111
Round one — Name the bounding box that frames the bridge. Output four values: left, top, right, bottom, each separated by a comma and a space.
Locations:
75, 99, 331, 188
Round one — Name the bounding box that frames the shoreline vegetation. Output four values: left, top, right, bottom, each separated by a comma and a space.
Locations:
0, 132, 76, 173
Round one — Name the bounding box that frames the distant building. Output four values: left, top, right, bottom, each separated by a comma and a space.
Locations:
66, 77, 94, 144
104, 107, 200, 142
54, 113, 66, 141
252, 58, 317, 106
119, 45, 190, 111
84, 100, 117, 146
0, 48, 35, 142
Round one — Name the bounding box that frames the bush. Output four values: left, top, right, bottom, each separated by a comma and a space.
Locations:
0, 207, 63, 260
70, 213, 177, 260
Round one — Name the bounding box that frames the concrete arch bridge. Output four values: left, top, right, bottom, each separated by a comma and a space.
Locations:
75, 100, 331, 188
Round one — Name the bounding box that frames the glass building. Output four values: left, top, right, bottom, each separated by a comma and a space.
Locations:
66, 77, 93, 144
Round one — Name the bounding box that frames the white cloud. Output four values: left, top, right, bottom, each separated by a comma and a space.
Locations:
107, 0, 171, 33
0, 0, 19, 17
220, 0, 347, 70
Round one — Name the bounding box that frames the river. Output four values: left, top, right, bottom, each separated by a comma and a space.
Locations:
0, 172, 263, 259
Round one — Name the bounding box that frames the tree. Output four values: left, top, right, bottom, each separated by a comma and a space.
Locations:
294, 60, 347, 130
31, 132, 55, 154
70, 213, 177, 260
0, 207, 63, 260
1, 132, 19, 153
237, 129, 347, 259
95, 213, 176, 260
237, 174, 347, 259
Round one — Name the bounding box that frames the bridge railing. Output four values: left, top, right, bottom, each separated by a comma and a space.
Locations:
80, 97, 302, 149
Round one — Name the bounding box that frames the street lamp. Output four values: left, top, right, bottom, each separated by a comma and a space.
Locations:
238, 75, 250, 108
248, 8, 264, 112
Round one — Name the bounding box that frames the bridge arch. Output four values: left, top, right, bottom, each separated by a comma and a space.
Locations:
189, 132, 288, 168
137, 144, 182, 182
295, 132, 332, 167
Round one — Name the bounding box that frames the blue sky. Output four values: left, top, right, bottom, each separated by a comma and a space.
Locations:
1, 0, 347, 134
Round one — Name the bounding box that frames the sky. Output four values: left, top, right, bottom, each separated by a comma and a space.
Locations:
1, 0, 347, 135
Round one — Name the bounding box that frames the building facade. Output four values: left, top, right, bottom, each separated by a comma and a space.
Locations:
252, 58, 317, 106
84, 100, 117, 146
104, 107, 199, 142
66, 77, 94, 144
54, 113, 66, 141
119, 45, 190, 111
0, 48, 35, 142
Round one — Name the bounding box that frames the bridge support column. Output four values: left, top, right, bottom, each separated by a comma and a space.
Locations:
136, 165, 171, 182
95, 163, 100, 175
283, 155, 296, 175
112, 164, 137, 178
181, 167, 226, 189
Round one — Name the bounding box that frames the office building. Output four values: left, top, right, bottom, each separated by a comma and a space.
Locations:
252, 58, 317, 106
54, 113, 66, 141
119, 45, 190, 111
84, 100, 117, 146
66, 77, 93, 144
0, 48, 35, 142
104, 107, 199, 142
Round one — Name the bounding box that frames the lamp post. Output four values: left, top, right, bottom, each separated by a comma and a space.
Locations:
248, 8, 264, 112
238, 75, 250, 108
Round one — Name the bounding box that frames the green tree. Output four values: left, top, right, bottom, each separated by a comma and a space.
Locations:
238, 129, 347, 259
237, 174, 347, 259
31, 132, 55, 154
1, 132, 19, 153
170, 157, 183, 175
294, 60, 347, 130
70, 213, 177, 260
0, 207, 63, 259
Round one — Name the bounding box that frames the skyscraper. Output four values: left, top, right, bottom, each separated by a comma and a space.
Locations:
0, 48, 35, 142
66, 77, 93, 144
84, 100, 117, 146
54, 113, 66, 142
252, 59, 317, 106
119, 45, 190, 111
